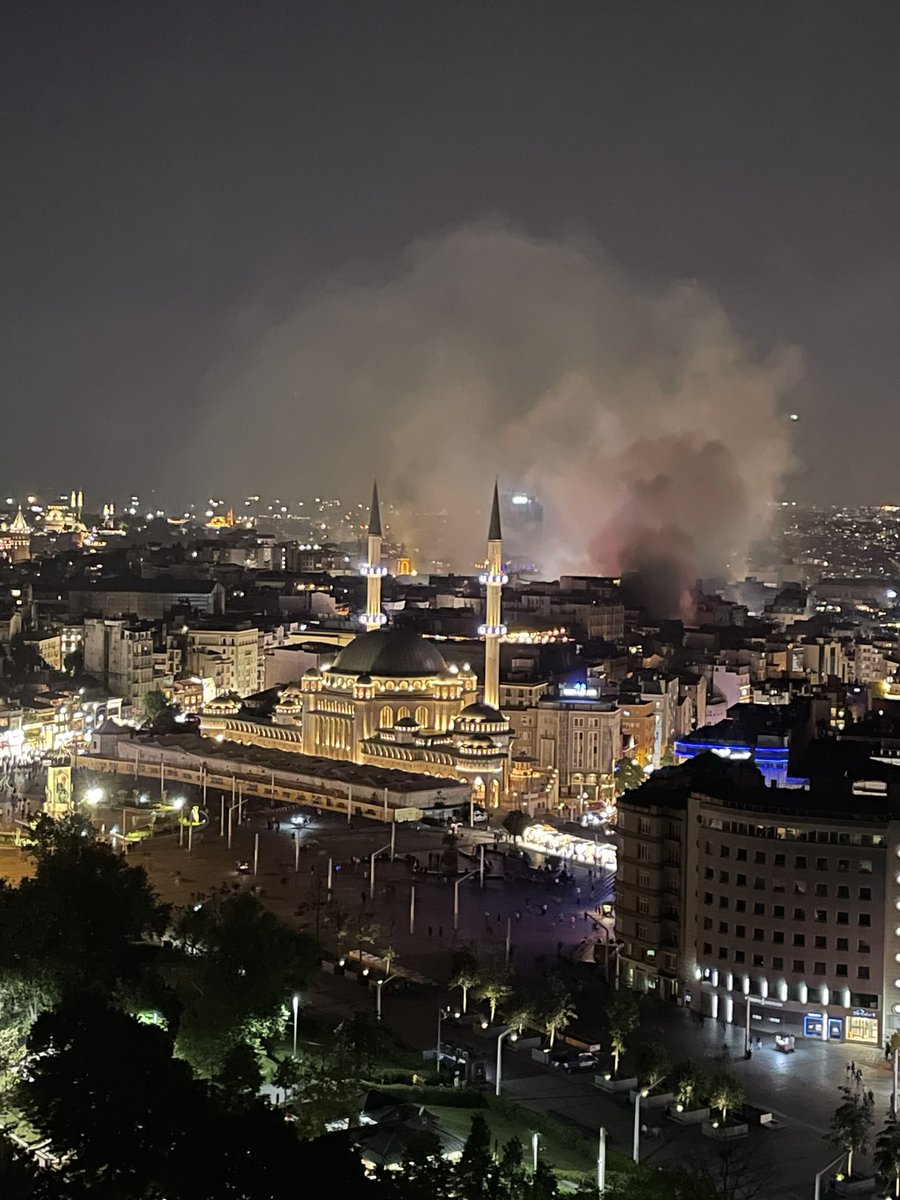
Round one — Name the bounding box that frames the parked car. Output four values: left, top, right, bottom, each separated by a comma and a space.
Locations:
549, 1050, 597, 1072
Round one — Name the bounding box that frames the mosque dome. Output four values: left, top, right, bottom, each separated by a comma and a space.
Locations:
457, 702, 504, 722
328, 628, 448, 678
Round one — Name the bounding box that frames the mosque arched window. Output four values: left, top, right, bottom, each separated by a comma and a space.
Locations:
415, 706, 429, 727
397, 706, 412, 721
380, 706, 393, 728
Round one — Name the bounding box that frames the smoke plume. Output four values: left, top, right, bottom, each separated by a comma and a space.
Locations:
189, 221, 802, 614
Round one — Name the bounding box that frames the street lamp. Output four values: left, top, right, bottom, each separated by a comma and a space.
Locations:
375, 973, 400, 1022
435, 1006, 448, 1068
531, 1132, 540, 1173
84, 786, 104, 806
814, 1153, 846, 1200
291, 994, 300, 1058
632, 1087, 649, 1162
495, 1027, 518, 1097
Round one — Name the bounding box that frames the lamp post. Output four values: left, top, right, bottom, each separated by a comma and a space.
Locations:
495, 1027, 518, 1097
453, 870, 477, 930
814, 1153, 846, 1200
632, 1087, 649, 1163
291, 994, 299, 1057
597, 1127, 606, 1196
435, 1006, 447, 1067
531, 1132, 540, 1173
375, 973, 400, 1022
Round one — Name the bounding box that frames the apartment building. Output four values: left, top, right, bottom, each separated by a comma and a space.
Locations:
83, 618, 154, 708
617, 758, 900, 1047
185, 623, 264, 697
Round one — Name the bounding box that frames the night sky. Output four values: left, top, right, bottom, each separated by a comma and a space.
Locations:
3, 2, 899, 506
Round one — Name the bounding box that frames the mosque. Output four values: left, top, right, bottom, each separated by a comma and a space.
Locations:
275, 483, 514, 806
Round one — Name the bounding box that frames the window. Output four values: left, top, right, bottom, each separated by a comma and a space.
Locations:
859, 914, 871, 927
837, 885, 850, 899
719, 921, 729, 934
836, 937, 849, 951
704, 893, 713, 905
720, 845, 730, 858
838, 859, 850, 873
638, 844, 650, 861
814, 961, 826, 975
793, 908, 806, 921
816, 857, 828, 870
859, 887, 872, 901
774, 853, 786, 866
703, 917, 713, 931
753, 902, 764, 915
754, 878, 765, 890
773, 880, 786, 893
735, 924, 746, 937
719, 896, 729, 909
736, 874, 747, 886
639, 818, 652, 835
858, 941, 871, 954
857, 966, 870, 980
815, 910, 827, 923
753, 928, 764, 942
835, 963, 848, 977
772, 931, 785, 944
795, 855, 807, 868
815, 883, 828, 897
754, 851, 766, 864
772, 956, 784, 970
718, 946, 728, 959
773, 905, 785, 918
793, 933, 805, 947
815, 936, 827, 949
638, 872, 650, 889
704, 867, 714, 879
836, 912, 849, 925
703, 942, 712, 955
735, 899, 746, 913
734, 950, 745, 964
719, 871, 730, 883
638, 898, 649, 915
736, 848, 747, 862
792, 959, 805, 973
860, 860, 872, 874
794, 881, 807, 895
752, 954, 765, 967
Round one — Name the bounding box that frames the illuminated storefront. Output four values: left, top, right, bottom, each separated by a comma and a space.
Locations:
520, 822, 616, 870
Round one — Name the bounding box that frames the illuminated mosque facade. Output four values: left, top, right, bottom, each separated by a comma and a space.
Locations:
292, 483, 513, 805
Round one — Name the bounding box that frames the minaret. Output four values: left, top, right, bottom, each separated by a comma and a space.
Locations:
479, 482, 507, 710
360, 481, 387, 631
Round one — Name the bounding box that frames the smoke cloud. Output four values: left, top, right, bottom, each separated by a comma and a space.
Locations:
190, 221, 802, 614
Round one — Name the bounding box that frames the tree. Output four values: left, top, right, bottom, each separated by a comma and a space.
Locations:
828, 1085, 874, 1178
495, 1136, 528, 1200
62, 648, 83, 676
502, 997, 535, 1037
614, 756, 646, 797
529, 1157, 558, 1199
637, 1041, 671, 1089
455, 1112, 494, 1200
503, 809, 531, 844
672, 1060, 706, 1109
476, 963, 512, 1024
335, 1009, 382, 1076
875, 1116, 900, 1198
214, 1041, 262, 1110
450, 947, 481, 1014
606, 989, 639, 1075
677, 1147, 766, 1200
140, 687, 170, 724
171, 891, 319, 1074
708, 1072, 744, 1126
541, 987, 576, 1049
286, 1046, 363, 1137
273, 1053, 303, 1104
398, 1128, 453, 1200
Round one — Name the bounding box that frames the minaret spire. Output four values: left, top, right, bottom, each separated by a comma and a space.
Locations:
360, 480, 387, 631
479, 481, 507, 710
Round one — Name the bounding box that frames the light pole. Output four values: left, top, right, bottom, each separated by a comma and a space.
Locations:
409, 885, 416, 935
495, 1027, 518, 1096
531, 1132, 540, 1173
453, 870, 478, 930
632, 1087, 649, 1162
375, 973, 400, 1022
369, 842, 391, 900
814, 1153, 846, 1200
291, 994, 299, 1057
597, 1127, 606, 1196
435, 1006, 447, 1067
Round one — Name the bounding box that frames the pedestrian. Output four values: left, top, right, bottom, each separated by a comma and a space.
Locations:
438, 925, 443, 938
428, 925, 433, 938
361, 891, 366, 905
857, 1069, 863, 1086
496, 912, 501, 924
756, 1036, 761, 1050
869, 1090, 875, 1106
515, 910, 521, 921
851, 1060, 856, 1074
